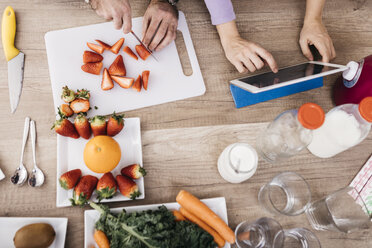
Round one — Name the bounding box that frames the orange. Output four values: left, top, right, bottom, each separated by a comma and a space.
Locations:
83, 136, 121, 173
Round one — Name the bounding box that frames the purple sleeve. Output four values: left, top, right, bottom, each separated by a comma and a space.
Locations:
204, 0, 236, 25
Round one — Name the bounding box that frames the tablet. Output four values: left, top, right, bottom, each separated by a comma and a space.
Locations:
230, 61, 347, 93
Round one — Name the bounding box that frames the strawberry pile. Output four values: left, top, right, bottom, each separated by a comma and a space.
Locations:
82, 38, 151, 92
52, 86, 125, 139
59, 164, 146, 206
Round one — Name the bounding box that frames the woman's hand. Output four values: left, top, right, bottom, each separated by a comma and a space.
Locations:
299, 20, 336, 62
90, 0, 132, 34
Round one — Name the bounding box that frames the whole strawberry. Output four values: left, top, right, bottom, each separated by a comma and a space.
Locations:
96, 172, 117, 201
52, 118, 80, 139
107, 112, 124, 137
121, 164, 146, 179
116, 175, 141, 200
71, 175, 98, 206
91, 115, 107, 136
74, 113, 91, 139
59, 169, 81, 190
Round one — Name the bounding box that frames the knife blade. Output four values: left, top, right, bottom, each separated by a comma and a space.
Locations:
130, 30, 159, 62
2, 6, 25, 113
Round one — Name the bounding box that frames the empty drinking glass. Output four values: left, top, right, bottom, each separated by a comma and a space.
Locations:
306, 186, 371, 233
258, 172, 311, 216
235, 217, 321, 248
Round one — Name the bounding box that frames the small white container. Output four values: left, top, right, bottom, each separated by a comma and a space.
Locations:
217, 143, 258, 183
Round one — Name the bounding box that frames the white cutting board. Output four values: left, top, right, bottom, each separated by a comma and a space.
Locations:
45, 12, 205, 116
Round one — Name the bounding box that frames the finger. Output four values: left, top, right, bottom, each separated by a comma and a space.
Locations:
313, 41, 331, 63
240, 56, 256, 72
142, 15, 150, 38
330, 41, 336, 60
143, 18, 161, 47
155, 26, 177, 51
299, 39, 314, 61
232, 60, 248, 74
148, 21, 168, 51
113, 16, 123, 30
255, 47, 278, 73
122, 12, 132, 34
249, 54, 265, 70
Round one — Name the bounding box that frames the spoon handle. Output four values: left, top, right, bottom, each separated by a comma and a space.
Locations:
30, 120, 37, 166
20, 117, 30, 164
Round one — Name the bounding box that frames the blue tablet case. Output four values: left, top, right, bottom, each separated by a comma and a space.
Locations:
230, 77, 324, 108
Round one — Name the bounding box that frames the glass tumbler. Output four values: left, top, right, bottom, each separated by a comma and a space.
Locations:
258, 172, 311, 216
235, 217, 321, 248
306, 186, 371, 233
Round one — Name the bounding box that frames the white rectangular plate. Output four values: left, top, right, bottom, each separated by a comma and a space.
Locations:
0, 217, 68, 248
85, 197, 231, 248
45, 12, 205, 116
56, 117, 144, 207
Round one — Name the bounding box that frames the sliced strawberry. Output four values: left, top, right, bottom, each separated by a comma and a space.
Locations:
111, 76, 134, 89
123, 46, 138, 60
87, 42, 104, 54
101, 68, 114, 91
70, 99, 90, 114
74, 113, 91, 139
96, 172, 117, 201
110, 38, 124, 54
95, 39, 111, 50
83, 51, 103, 63
142, 70, 150, 90
108, 55, 126, 76
59, 104, 74, 117
135, 44, 151, 60
90, 115, 107, 136
71, 175, 98, 206
52, 118, 80, 139
121, 164, 147, 179
81, 62, 103, 75
59, 169, 82, 190
116, 175, 141, 200
107, 112, 125, 137
133, 75, 141, 92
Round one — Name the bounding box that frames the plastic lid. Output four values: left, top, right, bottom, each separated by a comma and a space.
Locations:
359, 97, 372, 122
298, 103, 325, 129
343, 61, 359, 81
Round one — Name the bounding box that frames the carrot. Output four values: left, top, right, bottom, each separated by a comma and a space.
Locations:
173, 210, 186, 221
94, 230, 110, 248
176, 190, 235, 244
180, 207, 226, 248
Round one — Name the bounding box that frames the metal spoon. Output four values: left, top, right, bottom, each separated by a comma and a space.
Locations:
28, 120, 45, 187
11, 117, 30, 185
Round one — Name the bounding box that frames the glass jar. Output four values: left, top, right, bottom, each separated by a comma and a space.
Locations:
257, 103, 325, 163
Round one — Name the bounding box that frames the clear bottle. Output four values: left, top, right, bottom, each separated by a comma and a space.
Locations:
308, 97, 372, 158
257, 103, 325, 163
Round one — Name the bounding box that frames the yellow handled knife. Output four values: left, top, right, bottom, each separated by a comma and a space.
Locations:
2, 6, 25, 113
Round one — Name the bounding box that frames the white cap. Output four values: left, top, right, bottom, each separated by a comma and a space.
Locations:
0, 168, 5, 181
343, 61, 359, 81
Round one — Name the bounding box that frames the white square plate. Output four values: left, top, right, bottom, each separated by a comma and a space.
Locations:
84, 197, 231, 248
0, 217, 68, 248
56, 117, 144, 207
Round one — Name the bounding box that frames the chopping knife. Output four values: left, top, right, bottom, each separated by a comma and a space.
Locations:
130, 30, 159, 62
2, 6, 25, 113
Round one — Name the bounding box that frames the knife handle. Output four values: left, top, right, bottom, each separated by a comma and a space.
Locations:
2, 6, 19, 61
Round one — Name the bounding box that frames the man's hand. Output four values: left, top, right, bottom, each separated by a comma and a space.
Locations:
142, 0, 178, 51
299, 20, 336, 62
90, 0, 132, 34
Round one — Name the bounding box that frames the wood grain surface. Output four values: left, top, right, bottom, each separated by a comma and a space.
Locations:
0, 0, 371, 247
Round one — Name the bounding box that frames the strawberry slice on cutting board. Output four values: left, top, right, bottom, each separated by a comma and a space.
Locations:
87, 42, 104, 54
142, 70, 150, 90
95, 39, 111, 50
83, 51, 103, 63
123, 46, 138, 60
110, 38, 124, 54
109, 55, 126, 76
133, 75, 142, 92
81, 62, 103, 75
135, 44, 151, 60
111, 76, 134, 89
101, 68, 114, 91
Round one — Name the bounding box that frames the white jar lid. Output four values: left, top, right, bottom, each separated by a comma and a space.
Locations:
343, 61, 359, 81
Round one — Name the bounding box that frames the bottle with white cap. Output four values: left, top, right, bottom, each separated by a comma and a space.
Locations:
334, 55, 372, 105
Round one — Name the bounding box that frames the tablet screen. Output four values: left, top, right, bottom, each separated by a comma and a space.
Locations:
240, 63, 339, 88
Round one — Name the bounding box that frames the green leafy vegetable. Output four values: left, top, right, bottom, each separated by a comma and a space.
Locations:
90, 202, 217, 248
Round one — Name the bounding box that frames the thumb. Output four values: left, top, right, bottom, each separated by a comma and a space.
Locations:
299, 39, 314, 61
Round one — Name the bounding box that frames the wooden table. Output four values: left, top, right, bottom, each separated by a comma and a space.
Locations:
0, 0, 371, 247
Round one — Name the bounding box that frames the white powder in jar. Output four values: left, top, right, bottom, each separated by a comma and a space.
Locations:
308, 109, 362, 158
